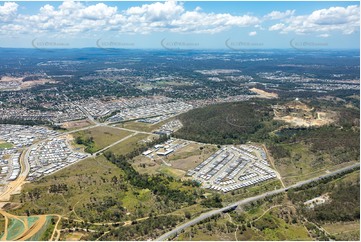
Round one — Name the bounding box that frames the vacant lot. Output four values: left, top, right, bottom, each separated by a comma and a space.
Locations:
72, 126, 133, 153
0, 141, 13, 149
117, 117, 174, 132
108, 133, 157, 156
168, 143, 217, 171
61, 119, 93, 130
322, 221, 360, 240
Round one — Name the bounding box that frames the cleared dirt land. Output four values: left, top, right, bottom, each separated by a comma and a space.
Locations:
250, 88, 278, 99
61, 119, 93, 130
273, 100, 335, 127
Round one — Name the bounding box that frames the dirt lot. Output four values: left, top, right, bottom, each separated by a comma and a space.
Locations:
0, 76, 57, 90
61, 119, 92, 130
168, 143, 217, 171
273, 101, 335, 127
250, 88, 278, 98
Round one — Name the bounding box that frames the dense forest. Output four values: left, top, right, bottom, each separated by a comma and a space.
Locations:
269, 105, 360, 165
288, 171, 360, 223
174, 100, 280, 144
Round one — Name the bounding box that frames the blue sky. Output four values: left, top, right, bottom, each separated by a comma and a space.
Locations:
0, 1, 359, 49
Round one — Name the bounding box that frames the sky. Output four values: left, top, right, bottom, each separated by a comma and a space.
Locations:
0, 0, 359, 49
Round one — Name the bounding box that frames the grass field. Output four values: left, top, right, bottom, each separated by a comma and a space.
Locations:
176, 205, 311, 241
10, 155, 160, 223
222, 179, 283, 204
167, 143, 217, 171
72, 126, 133, 153
6, 218, 25, 240
108, 133, 157, 156
273, 142, 358, 186
27, 216, 55, 241
27, 216, 39, 228
116, 117, 174, 133
0, 214, 4, 238
322, 221, 360, 240
0, 141, 13, 149
63, 231, 85, 241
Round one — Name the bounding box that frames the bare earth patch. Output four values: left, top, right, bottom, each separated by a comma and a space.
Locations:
0, 76, 57, 91
61, 119, 92, 130
273, 100, 336, 127
250, 88, 278, 99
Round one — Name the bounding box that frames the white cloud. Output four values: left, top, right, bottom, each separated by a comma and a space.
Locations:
0, 2, 18, 22
269, 23, 285, 31
271, 5, 360, 35
0, 1, 358, 37
0, 1, 260, 35
249, 31, 257, 36
264, 10, 295, 20
318, 33, 330, 38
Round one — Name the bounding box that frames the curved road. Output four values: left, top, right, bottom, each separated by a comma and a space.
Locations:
0, 123, 100, 202
155, 163, 360, 241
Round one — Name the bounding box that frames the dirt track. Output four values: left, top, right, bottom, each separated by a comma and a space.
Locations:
14, 215, 47, 241
0, 210, 49, 241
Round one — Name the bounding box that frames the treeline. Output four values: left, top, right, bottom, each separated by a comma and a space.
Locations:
102, 134, 201, 206
49, 184, 68, 193
75, 136, 95, 153
0, 118, 50, 126
104, 150, 199, 206
0, 118, 65, 131
174, 100, 278, 144
269, 125, 359, 164
288, 171, 360, 223
87, 215, 184, 241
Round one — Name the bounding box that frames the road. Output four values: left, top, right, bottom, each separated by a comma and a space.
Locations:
155, 163, 360, 241
93, 132, 138, 156
0, 123, 100, 202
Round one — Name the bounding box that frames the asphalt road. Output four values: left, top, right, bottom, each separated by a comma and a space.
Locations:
0, 123, 100, 202
155, 163, 360, 241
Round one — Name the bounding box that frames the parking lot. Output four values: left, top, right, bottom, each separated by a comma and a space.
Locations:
187, 144, 277, 192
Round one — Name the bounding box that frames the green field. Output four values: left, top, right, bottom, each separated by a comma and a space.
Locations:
11, 155, 142, 222
0, 214, 5, 238
72, 126, 133, 153
28, 216, 55, 241
5, 218, 25, 240
27, 216, 39, 228
270, 126, 359, 186
116, 117, 174, 133
0, 142, 13, 149
108, 133, 156, 156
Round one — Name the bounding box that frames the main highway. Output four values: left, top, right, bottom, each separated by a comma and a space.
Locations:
155, 162, 360, 241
